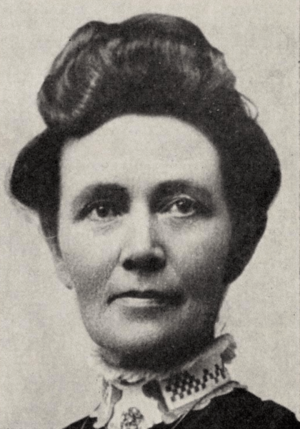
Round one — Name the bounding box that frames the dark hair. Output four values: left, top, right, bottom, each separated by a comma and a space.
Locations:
10, 13, 281, 284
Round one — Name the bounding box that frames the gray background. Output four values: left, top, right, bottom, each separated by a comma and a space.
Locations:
0, 1, 299, 428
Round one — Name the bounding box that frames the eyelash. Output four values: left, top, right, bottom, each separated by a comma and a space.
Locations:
78, 200, 125, 221
159, 196, 212, 218
78, 196, 211, 222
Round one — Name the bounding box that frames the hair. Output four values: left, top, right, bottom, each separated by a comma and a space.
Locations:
10, 13, 281, 285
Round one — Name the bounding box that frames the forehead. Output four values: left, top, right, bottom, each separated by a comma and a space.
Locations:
61, 115, 222, 194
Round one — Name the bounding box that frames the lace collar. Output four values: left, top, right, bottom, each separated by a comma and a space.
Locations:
90, 334, 243, 429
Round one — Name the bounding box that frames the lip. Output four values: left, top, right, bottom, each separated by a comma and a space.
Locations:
108, 290, 182, 307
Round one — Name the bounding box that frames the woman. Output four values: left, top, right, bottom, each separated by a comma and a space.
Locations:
9, 13, 299, 429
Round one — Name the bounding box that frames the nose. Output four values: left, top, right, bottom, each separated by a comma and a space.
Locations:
121, 205, 166, 274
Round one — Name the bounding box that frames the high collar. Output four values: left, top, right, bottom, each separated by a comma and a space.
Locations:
90, 334, 244, 429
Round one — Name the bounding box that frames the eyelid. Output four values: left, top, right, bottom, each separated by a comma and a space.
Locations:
75, 198, 127, 221
151, 182, 214, 211
157, 194, 213, 217
71, 185, 129, 220
157, 194, 194, 211
74, 200, 101, 221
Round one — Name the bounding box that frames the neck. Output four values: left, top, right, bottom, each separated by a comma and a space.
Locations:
95, 330, 214, 374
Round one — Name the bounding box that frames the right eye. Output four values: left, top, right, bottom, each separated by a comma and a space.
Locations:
80, 200, 124, 222
90, 203, 118, 220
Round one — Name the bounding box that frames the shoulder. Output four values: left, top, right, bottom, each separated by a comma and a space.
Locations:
62, 416, 96, 429
62, 389, 300, 429
188, 389, 300, 429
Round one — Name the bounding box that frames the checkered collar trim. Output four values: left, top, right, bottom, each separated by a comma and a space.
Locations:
90, 334, 243, 429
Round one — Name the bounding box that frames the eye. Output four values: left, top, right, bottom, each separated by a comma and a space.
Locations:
79, 200, 124, 222
160, 196, 211, 218
91, 203, 117, 219
171, 198, 196, 215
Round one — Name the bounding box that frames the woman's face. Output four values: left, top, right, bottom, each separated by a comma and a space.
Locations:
55, 115, 232, 369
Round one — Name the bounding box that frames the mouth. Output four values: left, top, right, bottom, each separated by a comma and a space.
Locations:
108, 290, 182, 308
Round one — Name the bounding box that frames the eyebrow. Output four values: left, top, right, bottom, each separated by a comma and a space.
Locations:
71, 183, 128, 214
150, 180, 214, 208
70, 180, 214, 215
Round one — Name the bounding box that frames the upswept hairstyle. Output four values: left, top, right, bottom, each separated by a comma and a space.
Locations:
10, 13, 281, 284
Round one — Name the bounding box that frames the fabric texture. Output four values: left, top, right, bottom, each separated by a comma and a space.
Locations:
90, 334, 240, 429
63, 389, 300, 429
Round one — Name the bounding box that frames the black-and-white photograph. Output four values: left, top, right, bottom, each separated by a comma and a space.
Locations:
1, 1, 299, 428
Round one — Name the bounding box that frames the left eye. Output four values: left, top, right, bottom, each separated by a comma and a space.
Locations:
161, 197, 203, 217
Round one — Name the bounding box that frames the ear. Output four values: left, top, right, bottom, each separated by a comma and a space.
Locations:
46, 237, 74, 290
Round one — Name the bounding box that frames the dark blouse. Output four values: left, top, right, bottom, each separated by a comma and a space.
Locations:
63, 389, 300, 429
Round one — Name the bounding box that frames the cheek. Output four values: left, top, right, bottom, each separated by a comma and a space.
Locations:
171, 221, 231, 293
58, 230, 119, 295
60, 249, 111, 334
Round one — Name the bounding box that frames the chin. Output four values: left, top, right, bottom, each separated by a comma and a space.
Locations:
93, 324, 215, 372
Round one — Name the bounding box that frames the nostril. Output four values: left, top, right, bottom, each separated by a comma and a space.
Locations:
123, 255, 166, 273
123, 259, 135, 271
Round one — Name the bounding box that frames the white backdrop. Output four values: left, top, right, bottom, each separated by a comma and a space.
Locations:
0, 1, 299, 428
